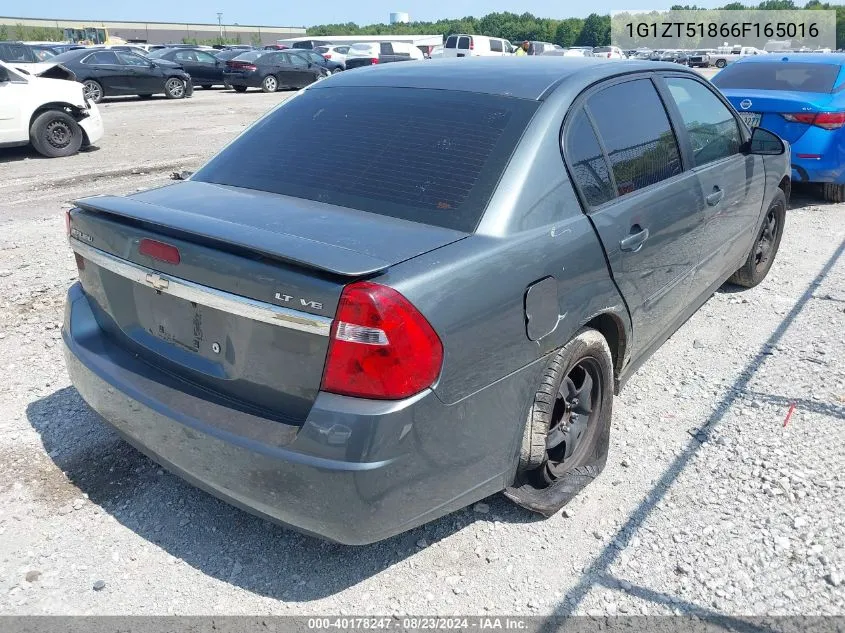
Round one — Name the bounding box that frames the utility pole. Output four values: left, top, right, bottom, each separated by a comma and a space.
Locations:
217, 12, 223, 42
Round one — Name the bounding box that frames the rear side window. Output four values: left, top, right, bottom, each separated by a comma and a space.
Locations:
587, 79, 682, 196
193, 87, 539, 232
565, 109, 615, 207
490, 39, 503, 53
84, 51, 119, 65
712, 62, 841, 93
445, 36, 458, 49
666, 77, 742, 167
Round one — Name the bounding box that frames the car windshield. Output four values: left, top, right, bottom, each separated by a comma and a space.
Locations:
349, 43, 377, 53
147, 49, 172, 58
593, 47, 612, 53
315, 47, 329, 54
712, 62, 841, 93
192, 87, 540, 232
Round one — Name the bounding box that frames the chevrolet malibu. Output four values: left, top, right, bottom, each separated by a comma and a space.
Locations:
62, 58, 790, 544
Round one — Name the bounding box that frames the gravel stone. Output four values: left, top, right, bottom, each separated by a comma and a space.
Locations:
92, 580, 106, 592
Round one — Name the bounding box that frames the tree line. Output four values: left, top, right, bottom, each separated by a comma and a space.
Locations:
309, 1, 845, 49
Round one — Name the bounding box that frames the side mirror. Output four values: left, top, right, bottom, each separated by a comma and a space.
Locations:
746, 127, 785, 156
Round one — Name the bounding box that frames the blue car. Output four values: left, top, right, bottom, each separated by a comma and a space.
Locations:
713, 54, 845, 201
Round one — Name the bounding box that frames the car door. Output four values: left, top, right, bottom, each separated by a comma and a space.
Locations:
279, 52, 312, 87
193, 49, 223, 83
0, 65, 28, 143
171, 50, 202, 82
563, 76, 705, 357
115, 51, 160, 94
82, 51, 133, 94
659, 74, 767, 293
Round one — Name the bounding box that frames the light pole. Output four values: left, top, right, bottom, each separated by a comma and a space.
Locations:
217, 12, 223, 42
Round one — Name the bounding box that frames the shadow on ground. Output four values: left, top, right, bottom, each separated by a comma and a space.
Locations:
25, 387, 541, 601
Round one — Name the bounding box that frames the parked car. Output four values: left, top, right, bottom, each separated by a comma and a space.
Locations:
542, 48, 592, 58
223, 50, 327, 92
443, 34, 512, 58
0, 41, 45, 65
713, 53, 845, 201
648, 49, 665, 61
711, 46, 767, 69
25, 44, 59, 61
592, 46, 626, 59
289, 48, 343, 74
214, 49, 249, 63
46, 48, 193, 103
148, 47, 226, 88
345, 42, 424, 69
0, 60, 103, 157
62, 57, 788, 544
526, 41, 556, 56
315, 45, 350, 68
688, 50, 714, 68
287, 39, 334, 51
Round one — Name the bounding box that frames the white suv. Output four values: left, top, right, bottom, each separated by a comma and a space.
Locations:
0, 61, 104, 158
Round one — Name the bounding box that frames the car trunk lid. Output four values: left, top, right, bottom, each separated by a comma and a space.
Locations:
722, 89, 839, 144
69, 181, 466, 423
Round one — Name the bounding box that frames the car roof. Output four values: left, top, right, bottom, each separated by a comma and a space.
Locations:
314, 57, 689, 100
734, 53, 845, 64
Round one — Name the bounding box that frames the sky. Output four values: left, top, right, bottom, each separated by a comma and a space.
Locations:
7, 1, 732, 28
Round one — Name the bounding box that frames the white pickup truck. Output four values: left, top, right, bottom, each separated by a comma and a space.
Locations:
0, 60, 104, 158
711, 46, 766, 69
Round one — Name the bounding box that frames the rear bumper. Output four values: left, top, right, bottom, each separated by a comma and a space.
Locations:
62, 283, 514, 544
784, 127, 845, 184
223, 72, 261, 88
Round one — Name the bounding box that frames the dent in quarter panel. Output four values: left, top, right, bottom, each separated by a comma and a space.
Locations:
380, 212, 627, 406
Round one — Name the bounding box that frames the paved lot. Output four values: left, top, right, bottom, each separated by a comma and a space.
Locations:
0, 85, 843, 617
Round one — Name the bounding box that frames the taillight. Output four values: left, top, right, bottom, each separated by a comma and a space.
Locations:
782, 111, 845, 129
324, 54, 331, 59
370, 57, 379, 65
469, 39, 474, 50
139, 239, 180, 265
321, 281, 443, 400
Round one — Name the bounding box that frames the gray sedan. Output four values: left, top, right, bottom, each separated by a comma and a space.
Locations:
62, 58, 789, 544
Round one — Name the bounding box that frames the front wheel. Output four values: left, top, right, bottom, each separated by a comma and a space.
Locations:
30, 110, 84, 158
261, 74, 278, 92
506, 328, 614, 516
82, 80, 103, 104
715, 59, 727, 68
164, 77, 187, 99
728, 190, 786, 288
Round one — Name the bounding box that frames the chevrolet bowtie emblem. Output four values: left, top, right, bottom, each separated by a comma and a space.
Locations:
145, 273, 169, 291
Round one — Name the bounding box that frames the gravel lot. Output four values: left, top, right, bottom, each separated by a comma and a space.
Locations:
0, 86, 843, 617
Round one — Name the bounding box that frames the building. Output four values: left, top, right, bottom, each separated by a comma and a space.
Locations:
389, 12, 410, 24
0, 16, 305, 46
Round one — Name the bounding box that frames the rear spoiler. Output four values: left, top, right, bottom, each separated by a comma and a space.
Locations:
73, 195, 391, 277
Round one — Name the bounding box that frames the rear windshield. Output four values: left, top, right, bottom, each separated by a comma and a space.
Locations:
192, 87, 539, 232
713, 62, 841, 93
233, 51, 263, 62
349, 43, 377, 52
593, 47, 612, 53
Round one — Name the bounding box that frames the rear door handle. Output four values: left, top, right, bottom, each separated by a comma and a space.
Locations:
706, 187, 724, 206
620, 226, 649, 252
